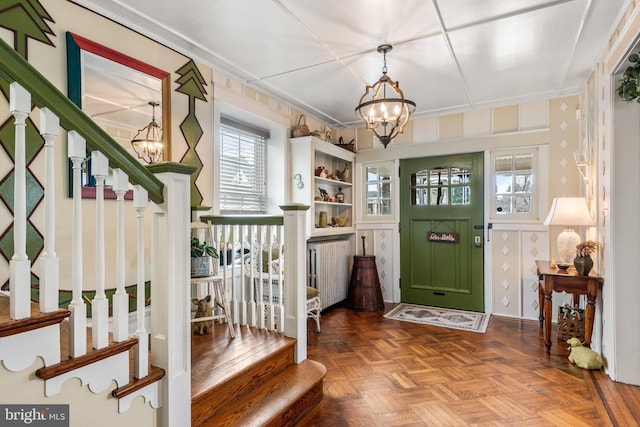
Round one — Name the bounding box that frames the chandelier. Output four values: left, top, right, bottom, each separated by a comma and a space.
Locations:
355, 44, 416, 148
131, 101, 163, 164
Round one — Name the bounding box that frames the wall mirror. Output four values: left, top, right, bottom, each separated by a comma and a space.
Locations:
66, 32, 171, 198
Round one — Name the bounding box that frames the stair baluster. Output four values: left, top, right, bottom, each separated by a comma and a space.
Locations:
39, 108, 60, 314
112, 169, 130, 342
91, 150, 110, 350
133, 185, 149, 379
67, 130, 87, 358
8, 82, 32, 320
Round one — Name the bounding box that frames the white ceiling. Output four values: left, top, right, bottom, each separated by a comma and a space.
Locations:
73, 0, 628, 129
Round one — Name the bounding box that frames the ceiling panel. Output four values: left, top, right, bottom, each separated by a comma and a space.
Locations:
263, 60, 364, 126
563, 0, 627, 86
73, 0, 628, 128
450, 0, 587, 104
279, 0, 441, 57
436, 0, 566, 29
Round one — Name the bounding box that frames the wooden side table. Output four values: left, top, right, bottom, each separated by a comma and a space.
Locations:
535, 260, 602, 354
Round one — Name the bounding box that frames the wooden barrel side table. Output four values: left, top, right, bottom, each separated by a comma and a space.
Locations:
346, 255, 384, 311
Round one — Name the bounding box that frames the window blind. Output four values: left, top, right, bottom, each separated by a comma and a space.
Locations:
219, 117, 268, 214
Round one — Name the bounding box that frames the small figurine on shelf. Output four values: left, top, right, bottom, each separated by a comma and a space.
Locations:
315, 166, 326, 178
336, 187, 344, 203
318, 187, 329, 201
336, 163, 350, 182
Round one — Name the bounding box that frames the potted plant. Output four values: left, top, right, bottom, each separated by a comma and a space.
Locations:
191, 237, 218, 277
574, 240, 598, 276
617, 53, 640, 102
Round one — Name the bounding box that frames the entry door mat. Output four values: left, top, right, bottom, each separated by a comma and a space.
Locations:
384, 303, 490, 333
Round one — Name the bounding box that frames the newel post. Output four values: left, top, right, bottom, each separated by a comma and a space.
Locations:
147, 162, 196, 427
280, 203, 309, 363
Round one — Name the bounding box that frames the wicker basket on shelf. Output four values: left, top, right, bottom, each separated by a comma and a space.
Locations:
557, 304, 585, 342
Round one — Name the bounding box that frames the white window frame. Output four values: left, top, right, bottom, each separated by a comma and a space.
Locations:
359, 160, 397, 222
219, 116, 268, 214
489, 147, 540, 222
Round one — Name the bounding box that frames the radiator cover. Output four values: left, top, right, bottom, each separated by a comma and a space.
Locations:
307, 239, 351, 308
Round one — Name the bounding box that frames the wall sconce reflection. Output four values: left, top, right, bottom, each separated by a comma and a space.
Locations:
573, 149, 591, 184
293, 173, 304, 189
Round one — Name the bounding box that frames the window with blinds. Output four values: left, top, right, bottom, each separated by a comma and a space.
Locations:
219, 117, 268, 214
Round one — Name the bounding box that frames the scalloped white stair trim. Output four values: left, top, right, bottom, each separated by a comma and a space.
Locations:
44, 351, 129, 397
118, 381, 161, 413
0, 324, 60, 371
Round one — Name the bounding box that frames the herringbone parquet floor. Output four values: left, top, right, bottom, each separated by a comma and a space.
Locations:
302, 304, 640, 427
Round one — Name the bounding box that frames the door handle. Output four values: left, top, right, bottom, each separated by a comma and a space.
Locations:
474, 235, 482, 248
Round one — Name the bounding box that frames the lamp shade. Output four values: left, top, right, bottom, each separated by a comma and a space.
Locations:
543, 197, 595, 226
544, 197, 595, 265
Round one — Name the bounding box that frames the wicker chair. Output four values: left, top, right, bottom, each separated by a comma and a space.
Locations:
250, 252, 321, 333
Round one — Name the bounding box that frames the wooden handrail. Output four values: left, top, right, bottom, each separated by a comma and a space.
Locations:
201, 215, 284, 226
0, 38, 164, 204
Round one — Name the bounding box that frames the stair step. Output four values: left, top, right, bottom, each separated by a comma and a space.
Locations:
36, 337, 138, 380
112, 365, 165, 399
0, 295, 70, 337
192, 334, 296, 425
198, 359, 326, 427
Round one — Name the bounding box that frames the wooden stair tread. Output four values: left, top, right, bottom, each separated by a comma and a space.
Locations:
36, 337, 138, 380
191, 326, 295, 400
192, 324, 292, 369
112, 365, 165, 399
0, 295, 70, 337
194, 339, 295, 399
191, 340, 296, 424
199, 359, 326, 427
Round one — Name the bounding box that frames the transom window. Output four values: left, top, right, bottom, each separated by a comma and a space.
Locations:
219, 117, 268, 214
411, 166, 471, 206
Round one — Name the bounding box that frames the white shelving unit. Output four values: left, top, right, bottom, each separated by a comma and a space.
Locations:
290, 136, 356, 239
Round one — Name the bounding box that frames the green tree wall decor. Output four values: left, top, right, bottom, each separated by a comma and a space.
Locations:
0, 0, 55, 290
175, 59, 208, 207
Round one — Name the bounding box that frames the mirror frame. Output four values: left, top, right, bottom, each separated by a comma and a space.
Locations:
66, 31, 172, 199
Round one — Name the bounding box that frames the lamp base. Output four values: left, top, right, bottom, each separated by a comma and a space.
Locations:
557, 228, 581, 265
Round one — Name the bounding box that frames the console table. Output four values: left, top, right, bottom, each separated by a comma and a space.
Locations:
535, 260, 602, 354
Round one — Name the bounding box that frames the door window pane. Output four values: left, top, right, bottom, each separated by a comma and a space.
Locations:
411, 166, 471, 206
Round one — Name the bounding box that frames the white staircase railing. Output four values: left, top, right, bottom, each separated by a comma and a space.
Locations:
1, 80, 191, 425
2, 57, 309, 425
202, 207, 310, 363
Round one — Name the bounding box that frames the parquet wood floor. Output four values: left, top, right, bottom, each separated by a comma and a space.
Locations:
301, 303, 640, 427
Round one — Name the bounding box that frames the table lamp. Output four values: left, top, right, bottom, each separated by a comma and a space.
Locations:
543, 197, 595, 266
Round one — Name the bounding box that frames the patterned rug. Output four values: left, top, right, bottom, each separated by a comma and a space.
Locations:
384, 303, 490, 333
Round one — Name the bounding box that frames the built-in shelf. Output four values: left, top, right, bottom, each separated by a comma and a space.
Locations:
289, 136, 356, 238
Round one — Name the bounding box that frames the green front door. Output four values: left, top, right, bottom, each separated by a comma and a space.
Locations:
400, 153, 484, 311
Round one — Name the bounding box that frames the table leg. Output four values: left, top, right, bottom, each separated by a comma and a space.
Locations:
543, 276, 553, 355
214, 280, 235, 339
584, 284, 596, 348
538, 279, 544, 329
